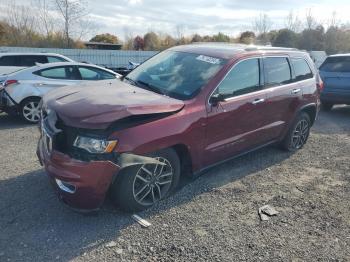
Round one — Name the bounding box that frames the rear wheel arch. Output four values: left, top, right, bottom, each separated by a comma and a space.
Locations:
300, 104, 317, 125
20, 96, 42, 106
20, 96, 42, 123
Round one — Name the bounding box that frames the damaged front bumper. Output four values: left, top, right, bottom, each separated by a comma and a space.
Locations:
37, 109, 166, 211
37, 135, 121, 210
0, 89, 18, 114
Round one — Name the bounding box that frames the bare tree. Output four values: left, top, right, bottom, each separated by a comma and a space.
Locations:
253, 13, 272, 36
32, 0, 56, 37
5, 1, 37, 45
285, 11, 302, 32
305, 8, 317, 30
175, 24, 185, 43
329, 11, 340, 28
54, 0, 88, 47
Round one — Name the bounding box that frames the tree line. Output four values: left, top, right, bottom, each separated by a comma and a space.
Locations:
1, 1, 350, 55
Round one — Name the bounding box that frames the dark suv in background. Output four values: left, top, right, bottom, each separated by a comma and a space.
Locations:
319, 54, 350, 110
37, 44, 321, 212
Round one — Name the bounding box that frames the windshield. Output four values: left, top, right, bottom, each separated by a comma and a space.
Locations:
125, 51, 227, 100
320, 56, 350, 72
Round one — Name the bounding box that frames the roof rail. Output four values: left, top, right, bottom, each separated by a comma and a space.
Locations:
245, 46, 299, 52
190, 42, 300, 51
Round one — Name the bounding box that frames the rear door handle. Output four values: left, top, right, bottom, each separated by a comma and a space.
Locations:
251, 98, 265, 105
291, 88, 301, 94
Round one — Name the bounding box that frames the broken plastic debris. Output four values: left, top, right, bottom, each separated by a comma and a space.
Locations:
105, 241, 117, 248
258, 205, 279, 221
132, 214, 151, 228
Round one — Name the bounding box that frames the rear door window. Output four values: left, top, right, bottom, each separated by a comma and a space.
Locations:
78, 66, 116, 80
320, 57, 350, 72
0, 56, 19, 66
264, 57, 292, 87
19, 55, 48, 66
291, 58, 313, 81
35, 66, 77, 80
217, 58, 261, 98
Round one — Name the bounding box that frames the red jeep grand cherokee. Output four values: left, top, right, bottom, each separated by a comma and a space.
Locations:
37, 44, 321, 212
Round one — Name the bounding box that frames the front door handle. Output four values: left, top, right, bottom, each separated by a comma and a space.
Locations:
291, 88, 301, 94
251, 98, 265, 105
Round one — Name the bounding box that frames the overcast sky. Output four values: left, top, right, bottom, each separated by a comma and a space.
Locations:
3, 0, 350, 40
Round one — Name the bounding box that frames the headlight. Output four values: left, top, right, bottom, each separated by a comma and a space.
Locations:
73, 136, 118, 154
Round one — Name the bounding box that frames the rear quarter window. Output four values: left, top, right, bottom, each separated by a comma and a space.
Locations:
320, 57, 350, 72
291, 58, 313, 81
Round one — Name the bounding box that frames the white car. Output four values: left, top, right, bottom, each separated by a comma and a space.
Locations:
0, 62, 121, 123
0, 52, 74, 75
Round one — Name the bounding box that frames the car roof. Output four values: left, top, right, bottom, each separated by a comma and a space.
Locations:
328, 53, 350, 58
0, 52, 69, 57
10, 62, 117, 75
32, 62, 113, 69
170, 43, 306, 59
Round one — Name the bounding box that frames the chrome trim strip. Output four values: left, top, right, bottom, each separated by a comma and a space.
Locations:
55, 179, 76, 194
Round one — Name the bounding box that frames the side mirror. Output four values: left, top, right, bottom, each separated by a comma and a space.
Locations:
210, 93, 224, 106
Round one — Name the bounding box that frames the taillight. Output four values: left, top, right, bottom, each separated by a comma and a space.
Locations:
4, 79, 18, 87
317, 81, 324, 92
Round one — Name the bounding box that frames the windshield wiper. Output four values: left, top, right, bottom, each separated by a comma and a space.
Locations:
124, 77, 166, 96
136, 80, 166, 96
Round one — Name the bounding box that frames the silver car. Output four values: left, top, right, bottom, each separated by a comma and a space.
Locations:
0, 62, 121, 123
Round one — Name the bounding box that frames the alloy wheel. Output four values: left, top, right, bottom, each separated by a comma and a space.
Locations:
22, 101, 40, 123
132, 157, 174, 206
291, 119, 309, 149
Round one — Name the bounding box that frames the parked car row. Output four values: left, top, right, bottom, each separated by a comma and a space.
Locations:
36, 44, 322, 212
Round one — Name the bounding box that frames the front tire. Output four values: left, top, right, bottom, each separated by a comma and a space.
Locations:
281, 112, 311, 152
110, 148, 180, 212
21, 97, 41, 124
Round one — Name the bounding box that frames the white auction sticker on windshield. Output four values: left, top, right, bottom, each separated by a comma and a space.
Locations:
196, 55, 220, 64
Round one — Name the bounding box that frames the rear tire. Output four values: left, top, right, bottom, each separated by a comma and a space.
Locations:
321, 102, 333, 111
281, 112, 311, 152
21, 97, 41, 124
110, 148, 181, 212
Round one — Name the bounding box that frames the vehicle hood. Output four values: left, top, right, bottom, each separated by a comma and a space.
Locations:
42, 80, 185, 129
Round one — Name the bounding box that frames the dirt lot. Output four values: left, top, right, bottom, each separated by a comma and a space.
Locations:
0, 107, 349, 262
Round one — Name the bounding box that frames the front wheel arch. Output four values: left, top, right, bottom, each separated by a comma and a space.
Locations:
110, 148, 181, 212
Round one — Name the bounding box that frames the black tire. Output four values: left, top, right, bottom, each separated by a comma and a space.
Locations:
281, 112, 311, 152
321, 102, 333, 111
110, 148, 181, 212
20, 97, 41, 124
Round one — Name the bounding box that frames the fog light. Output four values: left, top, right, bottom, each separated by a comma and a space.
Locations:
55, 179, 76, 194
